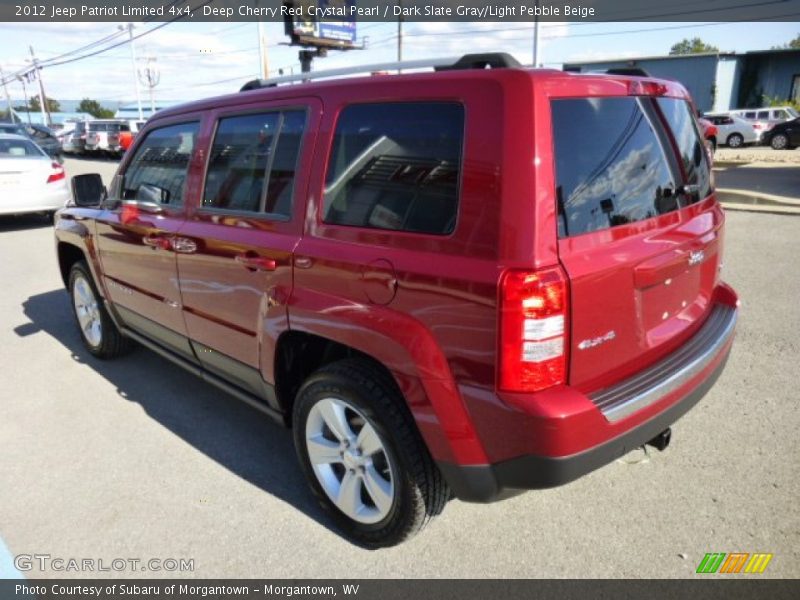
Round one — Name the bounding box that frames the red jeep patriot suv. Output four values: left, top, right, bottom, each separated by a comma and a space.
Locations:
55, 53, 738, 548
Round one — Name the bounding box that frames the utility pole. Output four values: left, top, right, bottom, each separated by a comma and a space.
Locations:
257, 21, 269, 79
28, 46, 49, 127
138, 57, 160, 115
0, 65, 16, 123
532, 4, 539, 67
120, 23, 143, 120
17, 75, 31, 125
397, 1, 403, 72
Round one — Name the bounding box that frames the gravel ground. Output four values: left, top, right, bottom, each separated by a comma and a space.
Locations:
716, 145, 800, 164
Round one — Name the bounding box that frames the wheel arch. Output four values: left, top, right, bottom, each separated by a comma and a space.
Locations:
275, 298, 490, 465
57, 241, 89, 288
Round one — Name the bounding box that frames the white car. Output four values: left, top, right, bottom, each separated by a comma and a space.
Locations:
703, 114, 759, 148
0, 133, 70, 219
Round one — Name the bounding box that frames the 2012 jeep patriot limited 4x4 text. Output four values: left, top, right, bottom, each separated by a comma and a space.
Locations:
55, 53, 738, 548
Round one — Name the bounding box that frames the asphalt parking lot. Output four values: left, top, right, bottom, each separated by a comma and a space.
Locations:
0, 158, 797, 578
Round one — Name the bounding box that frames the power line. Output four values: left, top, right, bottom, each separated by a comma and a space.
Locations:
1, 0, 215, 85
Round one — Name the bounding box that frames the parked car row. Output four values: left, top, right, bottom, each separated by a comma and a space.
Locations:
696, 105, 799, 150
60, 118, 146, 158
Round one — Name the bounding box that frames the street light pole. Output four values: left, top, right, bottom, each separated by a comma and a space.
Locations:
121, 23, 144, 120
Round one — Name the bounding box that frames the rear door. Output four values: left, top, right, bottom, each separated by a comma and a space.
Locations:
552, 94, 721, 392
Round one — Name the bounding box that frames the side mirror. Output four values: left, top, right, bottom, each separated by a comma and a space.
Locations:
71, 173, 106, 207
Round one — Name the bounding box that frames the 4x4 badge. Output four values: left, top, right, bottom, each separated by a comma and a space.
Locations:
578, 330, 616, 350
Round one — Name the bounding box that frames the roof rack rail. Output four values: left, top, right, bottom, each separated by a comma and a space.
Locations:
239, 53, 522, 92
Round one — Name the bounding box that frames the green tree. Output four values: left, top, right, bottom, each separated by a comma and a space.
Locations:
28, 94, 60, 113
771, 33, 800, 50
77, 98, 115, 119
669, 38, 720, 55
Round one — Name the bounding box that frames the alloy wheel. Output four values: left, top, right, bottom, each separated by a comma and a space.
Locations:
72, 274, 103, 347
305, 397, 396, 524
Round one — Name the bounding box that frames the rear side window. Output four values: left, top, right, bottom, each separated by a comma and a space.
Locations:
203, 109, 306, 218
757, 111, 770, 120
323, 102, 463, 235
655, 97, 712, 201
121, 121, 199, 207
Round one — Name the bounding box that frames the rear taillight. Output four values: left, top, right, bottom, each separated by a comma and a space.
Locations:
47, 162, 65, 183
499, 266, 568, 392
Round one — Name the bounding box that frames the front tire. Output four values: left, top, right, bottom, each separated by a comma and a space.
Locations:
69, 261, 130, 359
771, 133, 789, 150
293, 359, 448, 548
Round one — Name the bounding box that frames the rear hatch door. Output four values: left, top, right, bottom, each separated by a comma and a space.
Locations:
552, 94, 721, 392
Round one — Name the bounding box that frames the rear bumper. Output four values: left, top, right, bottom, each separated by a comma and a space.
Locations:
0, 185, 70, 215
438, 300, 737, 503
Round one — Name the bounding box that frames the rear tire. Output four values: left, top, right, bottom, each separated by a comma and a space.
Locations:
771, 133, 789, 150
68, 261, 131, 359
293, 358, 448, 548
727, 133, 744, 148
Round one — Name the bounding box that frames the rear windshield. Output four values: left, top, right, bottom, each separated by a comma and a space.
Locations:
0, 138, 44, 157
551, 96, 711, 238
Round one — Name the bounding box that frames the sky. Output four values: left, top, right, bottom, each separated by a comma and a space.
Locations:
0, 20, 798, 107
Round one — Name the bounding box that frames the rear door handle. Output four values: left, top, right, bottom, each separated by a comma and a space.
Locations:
235, 253, 277, 272
142, 234, 171, 250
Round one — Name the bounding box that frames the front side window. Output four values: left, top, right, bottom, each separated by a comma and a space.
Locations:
322, 102, 464, 235
121, 121, 199, 207
203, 109, 306, 217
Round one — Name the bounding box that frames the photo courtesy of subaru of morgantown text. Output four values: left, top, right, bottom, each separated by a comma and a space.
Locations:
1, 0, 798, 590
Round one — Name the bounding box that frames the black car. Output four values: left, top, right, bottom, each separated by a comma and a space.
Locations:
764, 117, 800, 150
27, 124, 63, 160
0, 122, 63, 160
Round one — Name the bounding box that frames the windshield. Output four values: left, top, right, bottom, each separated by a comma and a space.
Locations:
788, 107, 799, 119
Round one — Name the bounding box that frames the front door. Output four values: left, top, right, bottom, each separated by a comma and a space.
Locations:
95, 119, 202, 359
176, 101, 319, 403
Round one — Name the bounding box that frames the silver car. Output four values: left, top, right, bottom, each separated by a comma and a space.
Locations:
703, 114, 758, 148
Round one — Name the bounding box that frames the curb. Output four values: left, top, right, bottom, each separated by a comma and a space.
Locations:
716, 187, 800, 206
720, 202, 800, 216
